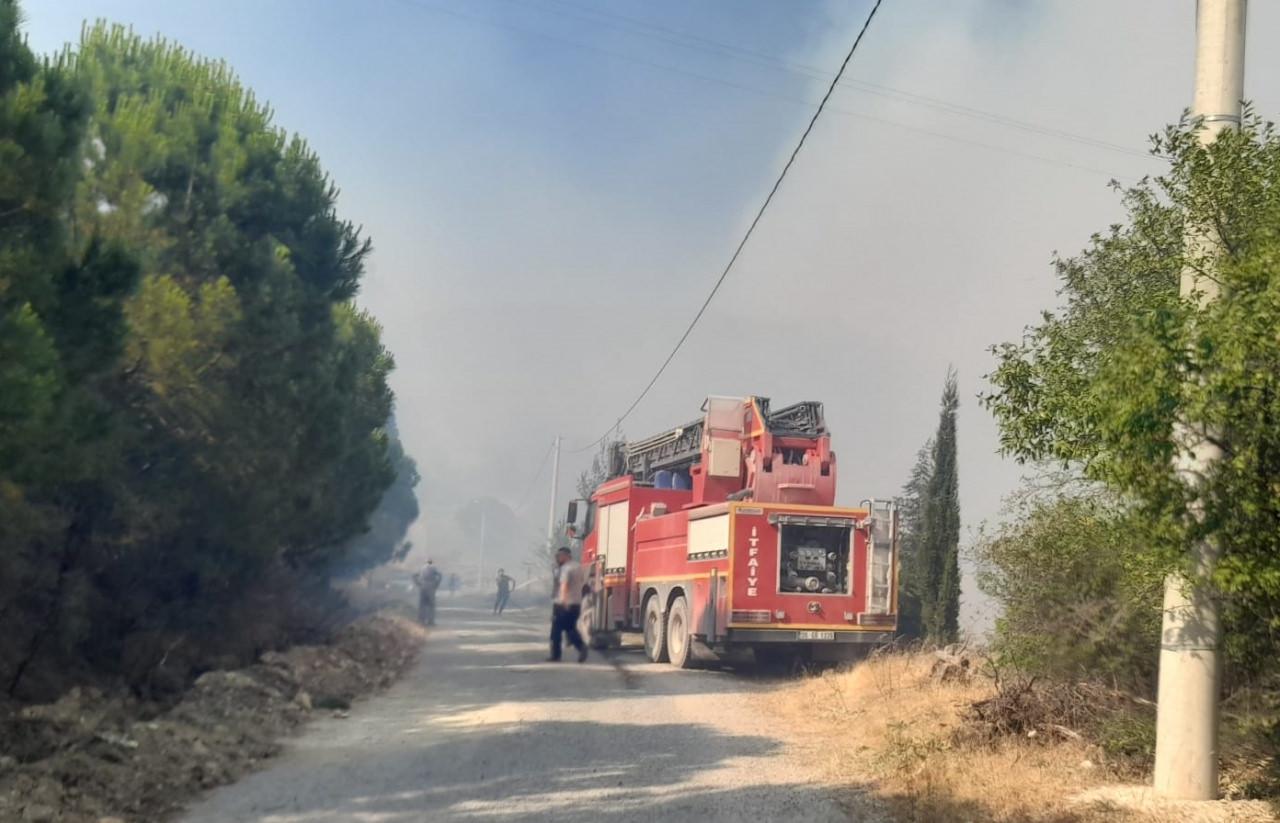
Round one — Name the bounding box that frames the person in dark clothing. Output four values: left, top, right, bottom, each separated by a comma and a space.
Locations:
413, 560, 443, 626
547, 547, 587, 663
493, 568, 515, 614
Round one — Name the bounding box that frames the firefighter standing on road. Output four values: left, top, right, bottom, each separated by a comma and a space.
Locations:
547, 547, 587, 663
413, 560, 443, 626
493, 568, 515, 615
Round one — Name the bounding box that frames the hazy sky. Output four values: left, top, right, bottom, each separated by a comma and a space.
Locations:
26, 1, 1280, 630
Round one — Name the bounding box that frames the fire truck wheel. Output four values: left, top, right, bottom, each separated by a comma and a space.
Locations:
643, 596, 668, 663
666, 596, 693, 669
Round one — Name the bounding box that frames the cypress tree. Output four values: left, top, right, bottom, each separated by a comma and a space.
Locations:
919, 368, 961, 644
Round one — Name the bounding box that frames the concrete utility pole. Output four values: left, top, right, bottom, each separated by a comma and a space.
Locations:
1154, 0, 1246, 801
545, 435, 562, 551
476, 506, 486, 589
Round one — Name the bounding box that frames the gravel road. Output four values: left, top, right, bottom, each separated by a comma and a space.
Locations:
179, 598, 878, 822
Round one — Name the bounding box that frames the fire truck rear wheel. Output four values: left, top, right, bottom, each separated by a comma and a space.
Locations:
666, 596, 694, 669
643, 596, 668, 663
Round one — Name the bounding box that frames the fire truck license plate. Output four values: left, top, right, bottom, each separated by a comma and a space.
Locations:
797, 630, 835, 640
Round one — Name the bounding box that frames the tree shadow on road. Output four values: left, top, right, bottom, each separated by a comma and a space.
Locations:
182, 719, 871, 822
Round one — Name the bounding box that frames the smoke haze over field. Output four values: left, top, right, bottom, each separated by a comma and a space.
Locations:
27, 0, 1280, 631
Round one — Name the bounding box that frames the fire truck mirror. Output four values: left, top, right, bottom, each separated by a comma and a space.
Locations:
566, 498, 592, 537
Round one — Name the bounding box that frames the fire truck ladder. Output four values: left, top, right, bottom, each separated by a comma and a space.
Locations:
620, 399, 827, 484
623, 418, 703, 483
757, 399, 826, 438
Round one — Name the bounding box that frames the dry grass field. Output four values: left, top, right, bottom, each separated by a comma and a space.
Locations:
756, 650, 1275, 823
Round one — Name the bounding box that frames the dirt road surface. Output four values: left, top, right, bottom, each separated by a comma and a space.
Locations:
179, 599, 880, 822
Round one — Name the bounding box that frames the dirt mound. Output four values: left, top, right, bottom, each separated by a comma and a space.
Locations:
0, 611, 426, 822
254, 613, 421, 711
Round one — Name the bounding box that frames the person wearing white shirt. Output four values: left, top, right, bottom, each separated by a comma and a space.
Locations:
548, 547, 587, 663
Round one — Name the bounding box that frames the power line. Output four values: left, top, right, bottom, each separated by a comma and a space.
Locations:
567, 423, 617, 456
828, 105, 1131, 179
382, 0, 1140, 453
513, 438, 556, 511
840, 81, 1153, 160
528, 0, 1155, 161
387, 0, 1141, 181
569, 0, 887, 454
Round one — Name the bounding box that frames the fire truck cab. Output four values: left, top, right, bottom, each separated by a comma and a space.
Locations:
566, 396, 897, 668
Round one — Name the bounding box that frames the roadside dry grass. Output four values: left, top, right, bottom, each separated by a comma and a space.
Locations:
756, 650, 1274, 823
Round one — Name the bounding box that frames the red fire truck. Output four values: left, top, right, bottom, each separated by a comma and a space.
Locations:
565, 396, 898, 668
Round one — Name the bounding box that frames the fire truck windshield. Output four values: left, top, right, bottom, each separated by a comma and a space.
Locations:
779, 524, 851, 594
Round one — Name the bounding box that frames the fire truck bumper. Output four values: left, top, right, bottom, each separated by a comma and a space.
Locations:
725, 628, 894, 645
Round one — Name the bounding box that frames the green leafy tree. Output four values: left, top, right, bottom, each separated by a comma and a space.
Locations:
974, 474, 1162, 691
984, 112, 1280, 672
918, 369, 961, 645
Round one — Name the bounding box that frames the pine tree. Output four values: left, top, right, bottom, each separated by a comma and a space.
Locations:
919, 369, 961, 645
3, 14, 408, 697
0, 0, 141, 697
0, 0, 89, 479
336, 415, 420, 575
